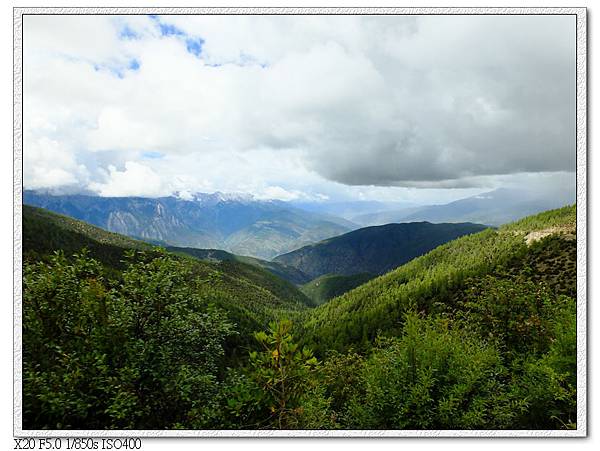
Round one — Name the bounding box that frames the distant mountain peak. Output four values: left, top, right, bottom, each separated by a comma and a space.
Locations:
208, 191, 255, 202
171, 190, 258, 205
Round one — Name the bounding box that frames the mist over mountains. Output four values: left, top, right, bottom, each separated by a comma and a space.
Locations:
289, 200, 419, 221
352, 187, 576, 227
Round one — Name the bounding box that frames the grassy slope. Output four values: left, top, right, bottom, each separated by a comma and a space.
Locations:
302, 205, 576, 354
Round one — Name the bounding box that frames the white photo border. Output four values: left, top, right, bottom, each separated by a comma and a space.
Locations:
13, 6, 588, 438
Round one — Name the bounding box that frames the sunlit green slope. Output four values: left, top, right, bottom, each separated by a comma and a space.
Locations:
302, 205, 576, 354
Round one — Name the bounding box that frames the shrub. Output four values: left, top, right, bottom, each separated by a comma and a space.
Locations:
23, 250, 235, 429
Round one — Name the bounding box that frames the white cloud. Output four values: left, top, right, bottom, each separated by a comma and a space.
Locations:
89, 161, 170, 197
23, 14, 576, 201
255, 186, 306, 202
24, 136, 88, 189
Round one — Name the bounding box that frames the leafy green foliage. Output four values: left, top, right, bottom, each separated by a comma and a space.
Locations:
435, 255, 576, 429
453, 276, 573, 356
344, 311, 514, 429
322, 296, 576, 430
249, 320, 320, 428
23, 250, 234, 429
219, 321, 335, 429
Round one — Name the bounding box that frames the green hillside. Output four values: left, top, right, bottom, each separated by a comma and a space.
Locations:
22, 204, 577, 430
300, 273, 374, 305
22, 205, 312, 331
273, 221, 489, 280
23, 204, 152, 268
302, 205, 577, 354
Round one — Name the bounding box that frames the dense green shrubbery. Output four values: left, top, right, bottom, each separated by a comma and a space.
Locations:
355, 275, 575, 430
316, 286, 576, 430
218, 289, 576, 430
343, 311, 514, 429
23, 250, 234, 429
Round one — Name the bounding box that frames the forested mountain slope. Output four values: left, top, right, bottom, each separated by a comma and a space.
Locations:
302, 205, 577, 354
300, 273, 374, 305
166, 246, 311, 285
23, 205, 153, 268
274, 221, 488, 280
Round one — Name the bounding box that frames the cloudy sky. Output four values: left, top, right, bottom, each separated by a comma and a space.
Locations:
23, 14, 576, 204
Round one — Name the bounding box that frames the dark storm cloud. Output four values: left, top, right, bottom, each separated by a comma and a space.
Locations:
296, 15, 576, 188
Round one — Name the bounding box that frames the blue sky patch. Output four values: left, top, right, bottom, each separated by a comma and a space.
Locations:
141, 151, 165, 160
93, 59, 140, 79
149, 15, 204, 58
159, 22, 186, 37
119, 25, 139, 40
149, 15, 186, 37
94, 63, 124, 79
186, 38, 204, 57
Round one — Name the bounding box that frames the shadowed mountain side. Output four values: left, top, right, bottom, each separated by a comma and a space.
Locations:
273, 222, 489, 280
22, 205, 153, 269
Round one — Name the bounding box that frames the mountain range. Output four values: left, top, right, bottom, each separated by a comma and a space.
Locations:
289, 200, 418, 221
24, 186, 574, 263
23, 190, 353, 260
